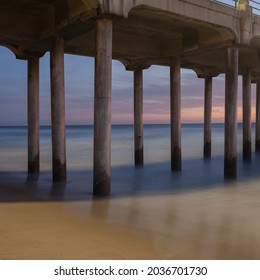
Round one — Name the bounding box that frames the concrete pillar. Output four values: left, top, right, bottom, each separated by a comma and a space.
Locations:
255, 81, 260, 152
93, 18, 113, 196
242, 68, 252, 161
50, 36, 66, 182
224, 47, 238, 179
204, 76, 213, 159
28, 57, 40, 175
238, 0, 250, 7
134, 68, 144, 166
170, 56, 181, 171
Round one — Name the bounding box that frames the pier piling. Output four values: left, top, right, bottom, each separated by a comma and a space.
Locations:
204, 76, 213, 159
28, 57, 40, 175
134, 68, 144, 166
242, 68, 252, 161
255, 81, 260, 152
93, 18, 113, 196
224, 47, 238, 179
170, 56, 182, 171
50, 36, 67, 182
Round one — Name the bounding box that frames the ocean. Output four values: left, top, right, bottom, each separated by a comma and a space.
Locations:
0, 123, 256, 187
0, 123, 259, 196
0, 123, 260, 259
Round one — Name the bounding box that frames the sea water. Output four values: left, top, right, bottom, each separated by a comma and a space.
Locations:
0, 122, 257, 198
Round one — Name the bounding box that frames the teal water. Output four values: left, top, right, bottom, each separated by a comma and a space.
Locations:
0, 123, 251, 169
0, 123, 258, 196
0, 123, 214, 171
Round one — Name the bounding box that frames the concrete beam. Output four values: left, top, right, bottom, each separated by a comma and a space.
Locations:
237, 0, 253, 45
113, 32, 161, 58
102, 0, 239, 31
50, 36, 67, 182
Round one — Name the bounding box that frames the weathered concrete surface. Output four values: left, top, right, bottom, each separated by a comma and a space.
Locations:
224, 47, 238, 179
103, 0, 240, 35
93, 18, 113, 196
1, 0, 260, 79
50, 36, 67, 182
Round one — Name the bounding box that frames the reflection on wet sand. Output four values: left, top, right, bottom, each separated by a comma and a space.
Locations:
0, 174, 259, 260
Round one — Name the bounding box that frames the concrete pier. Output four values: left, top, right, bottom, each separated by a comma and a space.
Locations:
27, 57, 40, 175
50, 37, 66, 182
242, 68, 252, 161
224, 47, 238, 179
93, 18, 113, 196
170, 56, 182, 171
256, 81, 260, 152
134, 68, 144, 166
204, 76, 213, 159
3, 0, 260, 192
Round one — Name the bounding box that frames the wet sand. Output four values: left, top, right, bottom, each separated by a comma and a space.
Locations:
0, 172, 260, 260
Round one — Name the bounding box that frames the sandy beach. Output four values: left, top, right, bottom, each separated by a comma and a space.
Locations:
0, 172, 260, 260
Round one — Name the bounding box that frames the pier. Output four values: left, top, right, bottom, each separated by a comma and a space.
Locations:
1, 0, 260, 195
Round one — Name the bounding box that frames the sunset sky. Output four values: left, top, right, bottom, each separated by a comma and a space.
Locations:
0, 46, 257, 126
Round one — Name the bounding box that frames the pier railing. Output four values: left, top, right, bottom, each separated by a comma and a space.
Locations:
250, 0, 260, 13
212, 0, 260, 14
211, 0, 237, 8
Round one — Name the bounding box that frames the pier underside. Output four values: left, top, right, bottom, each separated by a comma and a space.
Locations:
0, 0, 260, 78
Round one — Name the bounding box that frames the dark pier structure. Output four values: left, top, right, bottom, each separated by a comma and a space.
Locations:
1, 0, 260, 195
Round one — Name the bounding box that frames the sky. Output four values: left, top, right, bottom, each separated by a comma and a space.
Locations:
0, 46, 257, 126
0, 0, 257, 126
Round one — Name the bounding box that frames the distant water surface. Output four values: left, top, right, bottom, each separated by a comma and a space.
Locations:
0, 123, 258, 195
0, 123, 253, 170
